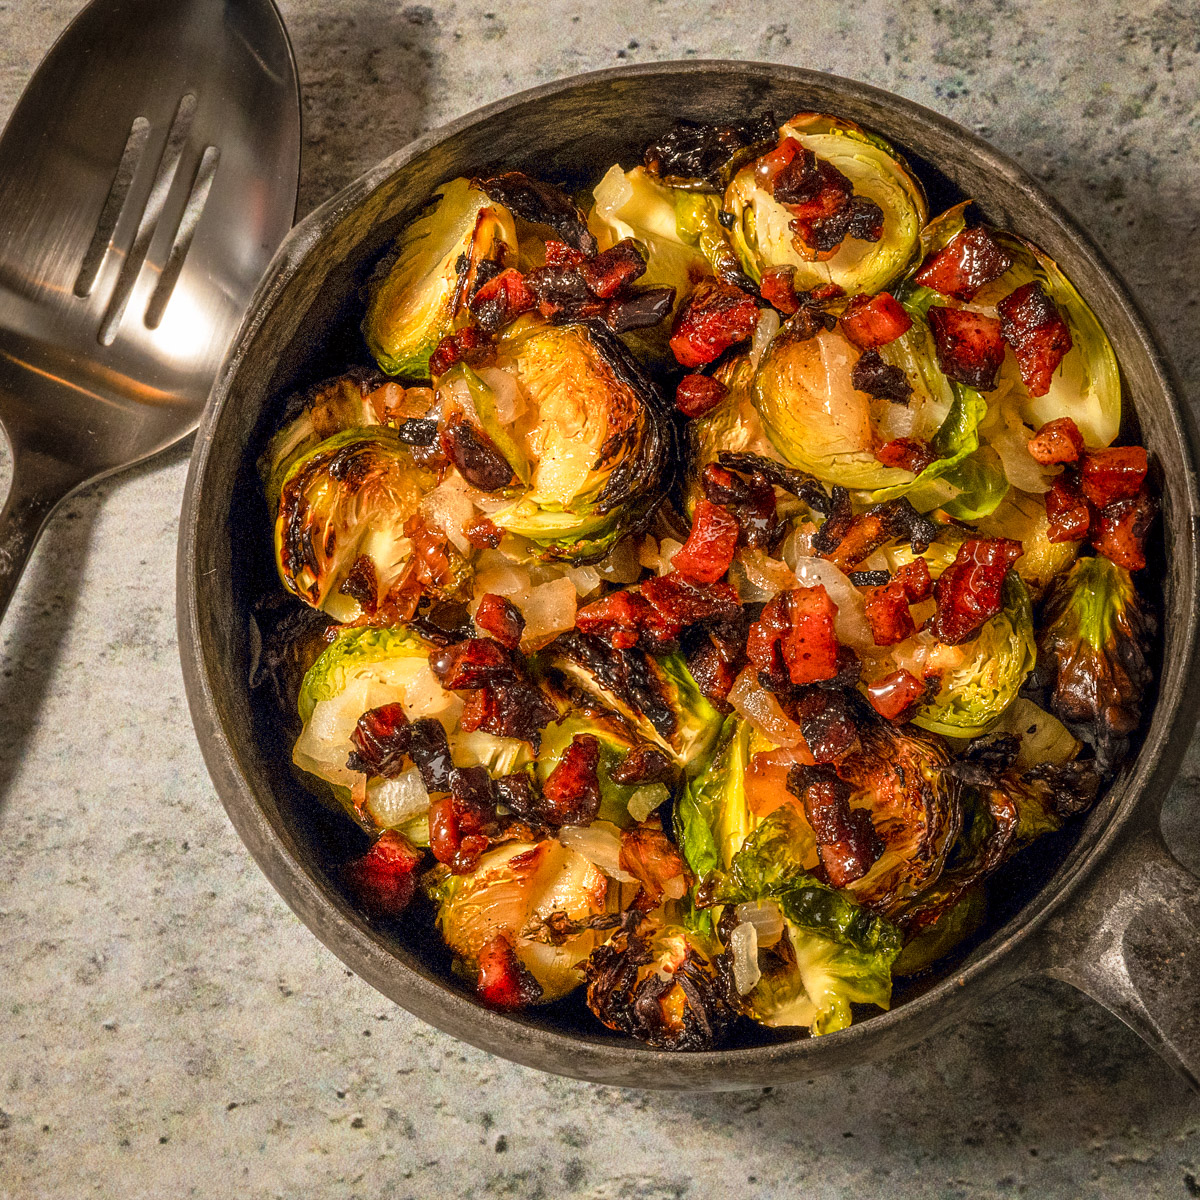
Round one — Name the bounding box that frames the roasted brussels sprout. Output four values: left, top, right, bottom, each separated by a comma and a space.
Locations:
426, 838, 619, 1002
908, 573, 1037, 739
364, 177, 517, 380
1034, 554, 1154, 769
274, 427, 458, 621
725, 113, 927, 294
585, 912, 734, 1048
974, 488, 1081, 597
479, 319, 673, 560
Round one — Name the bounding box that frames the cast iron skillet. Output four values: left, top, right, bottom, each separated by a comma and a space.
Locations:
177, 62, 1200, 1091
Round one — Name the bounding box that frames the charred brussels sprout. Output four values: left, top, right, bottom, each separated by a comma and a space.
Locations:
725, 113, 927, 294
275, 428, 460, 621
910, 573, 1037, 739
585, 912, 734, 1049
364, 177, 517, 380
427, 839, 618, 1002
1035, 555, 1154, 769
481, 320, 672, 560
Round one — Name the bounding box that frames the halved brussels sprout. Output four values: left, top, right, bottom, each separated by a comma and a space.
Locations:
426, 839, 618, 1002
479, 319, 672, 561
364, 177, 517, 380
275, 427, 457, 621
974, 488, 1080, 597
544, 638, 724, 776
909, 572, 1037, 738
725, 113, 927, 294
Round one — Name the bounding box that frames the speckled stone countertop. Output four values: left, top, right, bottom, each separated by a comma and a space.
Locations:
2, 1, 1199, 1196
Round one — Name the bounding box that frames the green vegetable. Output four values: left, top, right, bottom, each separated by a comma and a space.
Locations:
363, 177, 517, 380
452, 363, 531, 485
298, 625, 431, 724
912, 572, 1037, 738
674, 190, 747, 284
724, 113, 927, 294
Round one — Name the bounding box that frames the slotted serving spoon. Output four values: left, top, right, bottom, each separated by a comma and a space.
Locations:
0, 0, 300, 623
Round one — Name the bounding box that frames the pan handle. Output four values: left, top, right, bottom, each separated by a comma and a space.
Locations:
1037, 820, 1200, 1088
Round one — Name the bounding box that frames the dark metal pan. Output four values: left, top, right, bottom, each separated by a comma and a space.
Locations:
177, 62, 1200, 1090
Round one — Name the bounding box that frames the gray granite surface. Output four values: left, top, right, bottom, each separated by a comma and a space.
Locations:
1, 1, 1199, 1196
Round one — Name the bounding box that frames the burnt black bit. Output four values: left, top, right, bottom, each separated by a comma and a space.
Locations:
493, 772, 539, 818
850, 349, 913, 404
339, 555, 378, 615
610, 744, 675, 786
407, 718, 454, 792
552, 631, 677, 742
642, 114, 777, 191
1024, 759, 1102, 818
717, 210, 736, 230
794, 686, 860, 762
848, 570, 891, 587
248, 595, 335, 716
884, 497, 939, 554
468, 255, 505, 301
605, 286, 676, 333
811, 486, 854, 554
779, 304, 837, 342
473, 170, 598, 255
714, 451, 833, 516
701, 462, 782, 549
441, 414, 515, 491
409, 597, 475, 646
395, 417, 438, 446
945, 734, 1021, 787
448, 764, 496, 810
524, 263, 596, 316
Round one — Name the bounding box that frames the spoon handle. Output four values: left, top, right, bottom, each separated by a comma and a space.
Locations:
0, 446, 87, 626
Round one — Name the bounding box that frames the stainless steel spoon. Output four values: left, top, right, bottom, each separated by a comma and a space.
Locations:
0, 0, 300, 623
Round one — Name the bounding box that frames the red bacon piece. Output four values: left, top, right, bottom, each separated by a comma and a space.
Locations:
619, 824, 691, 911
474, 593, 525, 650
928, 306, 1006, 391
639, 572, 742, 645
428, 796, 490, 875
1027, 416, 1085, 465
874, 437, 937, 474
862, 580, 916, 647
671, 499, 740, 584
760, 266, 801, 315
476, 935, 543, 1010
894, 557, 933, 602
840, 291, 913, 349
747, 586, 840, 686
429, 326, 494, 378
350, 702, 410, 777
927, 537, 1024, 645
345, 830, 424, 917
581, 238, 647, 298
1079, 446, 1148, 508
913, 226, 1014, 302
469, 268, 536, 333
997, 281, 1073, 397
674, 373, 728, 418
541, 734, 602, 826
1045, 477, 1091, 543
1090, 489, 1156, 571
441, 414, 515, 491
788, 766, 883, 888
543, 240, 587, 269
865, 668, 927, 721
466, 515, 503, 549
669, 280, 759, 368
429, 637, 513, 690
574, 590, 653, 651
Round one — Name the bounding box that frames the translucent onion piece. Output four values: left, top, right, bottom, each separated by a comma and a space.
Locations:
476, 366, 527, 426
730, 922, 762, 995
734, 899, 784, 948
627, 782, 670, 823
790, 555, 876, 652
517, 576, 578, 652
596, 535, 644, 583
656, 538, 683, 575
404, 664, 464, 730
558, 821, 637, 882
564, 564, 603, 597
736, 547, 798, 601
365, 767, 430, 828
749, 308, 781, 371
992, 423, 1057, 493
728, 667, 806, 747
638, 535, 660, 569
473, 557, 531, 601
592, 163, 634, 224
420, 478, 476, 555
780, 522, 818, 569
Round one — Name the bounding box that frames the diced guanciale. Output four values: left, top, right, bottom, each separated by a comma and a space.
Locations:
345, 830, 424, 917
928, 306, 1006, 391
862, 579, 916, 646
1044, 477, 1091, 543
1079, 446, 1148, 508
927, 538, 1024, 645
746, 586, 840, 686
912, 225, 1013, 302
701, 462, 781, 548
997, 281, 1073, 398
475, 934, 543, 1009
894, 557, 933, 602
1090, 489, 1156, 571
349, 702, 410, 777
787, 764, 883, 887
441, 414, 516, 491
541, 733, 602, 826
429, 326, 494, 378
840, 291, 912, 349
473, 593, 526, 650
671, 498, 740, 584
1028, 416, 1085, 465
874, 437, 936, 473
851, 349, 913, 403
619, 824, 691, 910
674, 373, 728, 418
581, 238, 647, 298
469, 268, 537, 333
865, 668, 927, 721
760, 266, 801, 315
669, 280, 759, 368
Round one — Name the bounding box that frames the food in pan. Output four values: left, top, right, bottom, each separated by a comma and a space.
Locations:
253, 111, 1156, 1049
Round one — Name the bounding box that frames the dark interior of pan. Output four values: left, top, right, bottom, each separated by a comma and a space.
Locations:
187, 63, 1196, 1086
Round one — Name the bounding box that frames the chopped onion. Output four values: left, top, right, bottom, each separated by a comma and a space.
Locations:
734, 899, 784, 948
728, 667, 806, 747
558, 821, 636, 882
627, 783, 669, 823
420, 479, 476, 555
404, 664, 463, 729
592, 164, 634, 224
992, 423, 1057, 493
637, 535, 660, 569
565, 564, 602, 598
748, 308, 781, 371
790, 556, 876, 653
366, 767, 430, 828
476, 367, 527, 426
596, 535, 643, 583
736, 547, 797, 601
517, 576, 577, 652
730, 922, 761, 995
780, 522, 817, 569
473, 557, 531, 601
662, 874, 688, 901
656, 538, 683, 575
